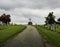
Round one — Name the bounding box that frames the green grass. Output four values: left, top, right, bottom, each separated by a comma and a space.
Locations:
35, 25, 60, 47
0, 25, 26, 46
56, 26, 60, 32
0, 25, 7, 30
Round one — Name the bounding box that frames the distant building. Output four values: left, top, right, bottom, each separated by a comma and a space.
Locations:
28, 18, 33, 25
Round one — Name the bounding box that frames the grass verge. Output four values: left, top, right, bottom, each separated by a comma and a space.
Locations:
35, 25, 60, 47
0, 25, 26, 46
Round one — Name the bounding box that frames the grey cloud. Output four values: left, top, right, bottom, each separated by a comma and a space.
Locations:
0, 0, 60, 24
0, 0, 60, 10
46, 0, 60, 8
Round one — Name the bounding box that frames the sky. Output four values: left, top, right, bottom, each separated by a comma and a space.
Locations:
0, 0, 60, 25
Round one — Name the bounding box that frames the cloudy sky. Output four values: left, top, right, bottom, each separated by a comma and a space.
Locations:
0, 0, 60, 25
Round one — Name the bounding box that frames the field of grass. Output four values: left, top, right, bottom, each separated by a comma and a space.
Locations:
35, 25, 60, 47
0, 25, 26, 46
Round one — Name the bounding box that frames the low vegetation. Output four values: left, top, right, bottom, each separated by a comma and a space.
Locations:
35, 25, 60, 47
56, 26, 60, 32
0, 25, 26, 46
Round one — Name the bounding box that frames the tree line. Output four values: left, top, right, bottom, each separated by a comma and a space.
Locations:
0, 13, 11, 25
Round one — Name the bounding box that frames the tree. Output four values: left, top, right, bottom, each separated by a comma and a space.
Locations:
48, 12, 55, 24
56, 18, 60, 25
45, 12, 56, 31
0, 13, 11, 25
58, 18, 60, 23
45, 17, 49, 25
5, 14, 11, 24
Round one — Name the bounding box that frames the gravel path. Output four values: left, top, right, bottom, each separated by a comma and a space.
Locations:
3, 25, 44, 47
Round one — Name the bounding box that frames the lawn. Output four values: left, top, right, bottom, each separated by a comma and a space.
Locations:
0, 25, 26, 46
35, 25, 60, 47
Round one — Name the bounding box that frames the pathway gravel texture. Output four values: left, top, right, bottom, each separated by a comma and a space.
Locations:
3, 25, 44, 47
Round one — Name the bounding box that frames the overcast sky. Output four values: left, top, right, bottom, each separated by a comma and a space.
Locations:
0, 0, 60, 25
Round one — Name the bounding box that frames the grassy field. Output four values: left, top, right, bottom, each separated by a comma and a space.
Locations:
35, 25, 60, 47
0, 25, 26, 46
